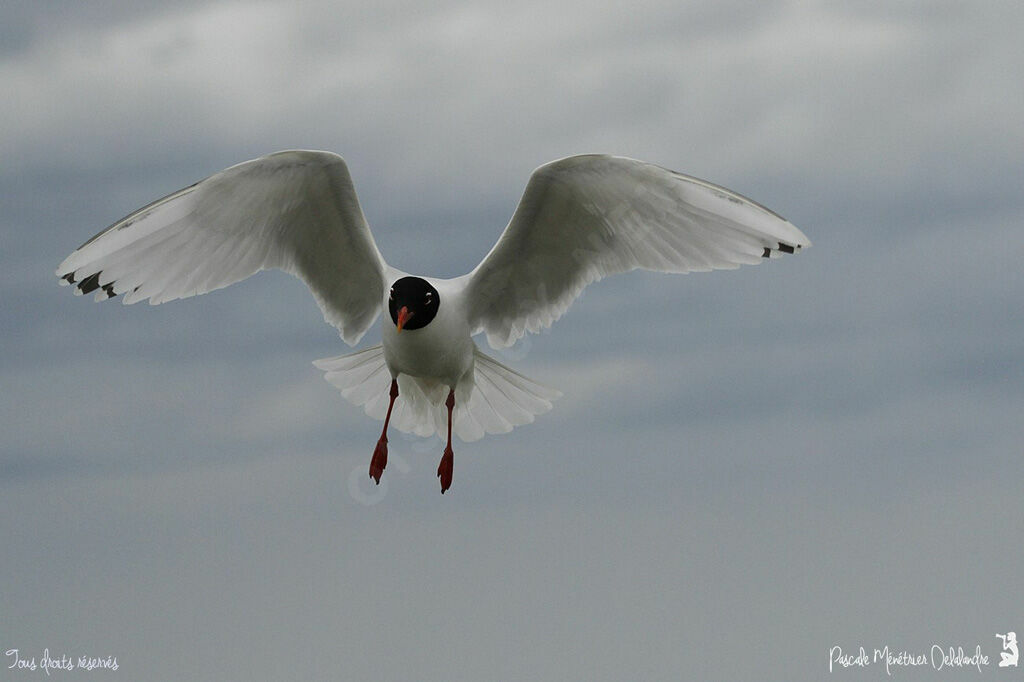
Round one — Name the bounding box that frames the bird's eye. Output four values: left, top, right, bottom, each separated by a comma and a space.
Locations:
425, 292, 433, 303
389, 288, 394, 300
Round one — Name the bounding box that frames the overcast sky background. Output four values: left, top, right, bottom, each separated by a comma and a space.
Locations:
2, 1, 1023, 680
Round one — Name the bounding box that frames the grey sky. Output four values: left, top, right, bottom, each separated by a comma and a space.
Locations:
3, 1, 1023, 680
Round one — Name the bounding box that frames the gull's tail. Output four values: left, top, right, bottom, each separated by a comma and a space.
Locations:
314, 345, 561, 442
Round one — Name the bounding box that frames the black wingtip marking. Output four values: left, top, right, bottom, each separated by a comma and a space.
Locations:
73, 272, 118, 299
778, 243, 796, 254
77, 272, 101, 295
762, 247, 771, 258
62, 273, 76, 285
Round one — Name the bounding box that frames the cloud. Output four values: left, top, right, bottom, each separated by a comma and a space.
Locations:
6, 0, 1021, 213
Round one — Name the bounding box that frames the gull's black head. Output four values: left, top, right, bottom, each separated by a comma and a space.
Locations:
388, 276, 439, 332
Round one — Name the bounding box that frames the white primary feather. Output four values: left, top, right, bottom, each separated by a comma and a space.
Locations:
460, 154, 811, 349
56, 150, 387, 345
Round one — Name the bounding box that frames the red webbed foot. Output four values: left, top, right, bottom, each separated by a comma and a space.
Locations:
369, 378, 400, 485
437, 446, 454, 494
369, 437, 387, 484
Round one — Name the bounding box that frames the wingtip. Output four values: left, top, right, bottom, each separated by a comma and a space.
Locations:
761, 229, 811, 259
785, 221, 812, 250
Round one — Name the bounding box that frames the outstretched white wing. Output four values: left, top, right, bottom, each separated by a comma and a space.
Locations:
461, 154, 811, 349
57, 150, 387, 345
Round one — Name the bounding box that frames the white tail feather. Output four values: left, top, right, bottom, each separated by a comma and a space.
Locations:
314, 345, 561, 442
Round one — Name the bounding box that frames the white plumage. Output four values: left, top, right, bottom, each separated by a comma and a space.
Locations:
58, 150, 810, 492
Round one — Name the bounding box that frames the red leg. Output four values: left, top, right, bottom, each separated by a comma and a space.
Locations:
370, 378, 399, 484
437, 388, 455, 494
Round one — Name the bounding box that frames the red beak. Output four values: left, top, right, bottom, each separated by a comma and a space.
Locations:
396, 306, 413, 332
